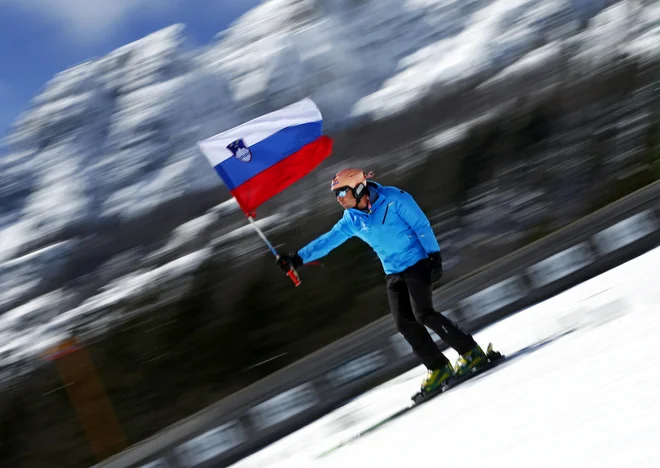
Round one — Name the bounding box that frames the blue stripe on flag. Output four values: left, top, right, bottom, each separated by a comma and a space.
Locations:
214, 121, 322, 190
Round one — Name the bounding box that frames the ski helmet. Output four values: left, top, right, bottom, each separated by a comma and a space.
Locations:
331, 168, 374, 203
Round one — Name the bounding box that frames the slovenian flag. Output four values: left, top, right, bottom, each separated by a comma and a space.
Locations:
198, 98, 333, 216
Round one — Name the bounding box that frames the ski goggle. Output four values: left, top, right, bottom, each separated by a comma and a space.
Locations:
334, 186, 352, 198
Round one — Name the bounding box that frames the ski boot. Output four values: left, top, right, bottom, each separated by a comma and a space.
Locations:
454, 343, 504, 377
454, 343, 490, 377
411, 363, 455, 403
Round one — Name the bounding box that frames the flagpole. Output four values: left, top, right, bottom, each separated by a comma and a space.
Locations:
247, 215, 302, 287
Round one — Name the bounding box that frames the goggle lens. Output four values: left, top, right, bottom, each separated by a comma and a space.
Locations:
335, 187, 351, 198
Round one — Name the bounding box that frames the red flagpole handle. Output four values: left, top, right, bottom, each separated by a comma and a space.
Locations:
287, 267, 302, 287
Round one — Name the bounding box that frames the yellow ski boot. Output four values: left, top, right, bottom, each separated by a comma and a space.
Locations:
454, 344, 489, 377
420, 363, 455, 394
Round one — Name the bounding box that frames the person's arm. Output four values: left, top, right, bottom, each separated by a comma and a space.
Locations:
394, 190, 443, 283
296, 216, 355, 264
393, 190, 440, 254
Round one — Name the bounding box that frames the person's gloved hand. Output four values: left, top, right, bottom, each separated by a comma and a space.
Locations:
428, 251, 443, 284
275, 252, 303, 273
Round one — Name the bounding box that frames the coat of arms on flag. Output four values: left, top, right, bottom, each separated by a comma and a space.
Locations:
227, 139, 252, 163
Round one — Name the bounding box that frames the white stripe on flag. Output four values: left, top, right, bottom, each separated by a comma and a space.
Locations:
198, 98, 322, 166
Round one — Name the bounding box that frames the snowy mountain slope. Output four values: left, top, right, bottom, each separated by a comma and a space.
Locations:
0, 0, 658, 379
2, 0, 654, 255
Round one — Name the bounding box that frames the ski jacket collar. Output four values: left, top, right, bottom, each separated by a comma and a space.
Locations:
350, 181, 383, 215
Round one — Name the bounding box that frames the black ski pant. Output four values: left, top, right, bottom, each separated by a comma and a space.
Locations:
386, 258, 477, 370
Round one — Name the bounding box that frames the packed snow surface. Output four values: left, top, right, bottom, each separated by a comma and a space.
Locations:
231, 245, 660, 468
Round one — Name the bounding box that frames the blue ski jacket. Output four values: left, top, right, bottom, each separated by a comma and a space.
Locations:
297, 182, 440, 274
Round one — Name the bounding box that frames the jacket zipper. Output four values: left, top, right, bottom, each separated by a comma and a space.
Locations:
382, 204, 390, 224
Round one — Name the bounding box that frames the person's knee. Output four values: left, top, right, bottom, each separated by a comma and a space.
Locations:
393, 314, 413, 333
394, 315, 424, 338
397, 323, 431, 350
415, 313, 429, 326
414, 309, 431, 326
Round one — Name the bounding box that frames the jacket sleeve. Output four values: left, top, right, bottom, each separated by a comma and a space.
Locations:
393, 190, 441, 254
297, 216, 355, 264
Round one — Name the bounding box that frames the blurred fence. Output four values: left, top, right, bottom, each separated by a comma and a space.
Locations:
94, 179, 660, 468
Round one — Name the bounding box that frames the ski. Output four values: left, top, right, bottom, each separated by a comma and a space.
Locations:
317, 344, 507, 459
317, 334, 577, 459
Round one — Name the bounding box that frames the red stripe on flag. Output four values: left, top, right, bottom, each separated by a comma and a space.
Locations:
230, 136, 333, 215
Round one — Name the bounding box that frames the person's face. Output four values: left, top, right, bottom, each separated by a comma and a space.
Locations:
335, 186, 357, 209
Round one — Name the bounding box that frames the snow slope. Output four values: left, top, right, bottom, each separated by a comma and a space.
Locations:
231, 244, 660, 468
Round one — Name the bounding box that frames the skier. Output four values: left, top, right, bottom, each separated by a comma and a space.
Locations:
276, 168, 490, 397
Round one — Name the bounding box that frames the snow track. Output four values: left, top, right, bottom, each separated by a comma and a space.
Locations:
231, 245, 660, 468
